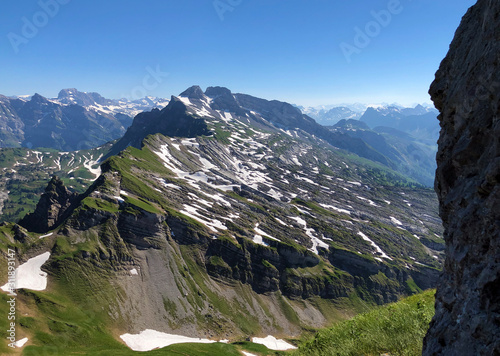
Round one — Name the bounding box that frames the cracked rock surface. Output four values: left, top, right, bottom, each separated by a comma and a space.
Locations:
423, 0, 500, 354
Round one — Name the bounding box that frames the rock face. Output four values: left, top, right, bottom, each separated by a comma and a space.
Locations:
423, 1, 500, 355
19, 176, 79, 233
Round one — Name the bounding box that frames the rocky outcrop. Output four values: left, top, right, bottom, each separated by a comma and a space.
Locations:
423, 1, 500, 355
19, 176, 79, 233
118, 211, 168, 249
107, 97, 211, 158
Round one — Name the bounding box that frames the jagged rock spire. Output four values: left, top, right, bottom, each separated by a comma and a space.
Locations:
19, 176, 79, 233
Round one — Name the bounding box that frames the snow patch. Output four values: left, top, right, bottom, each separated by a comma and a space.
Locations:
356, 196, 380, 207
180, 139, 199, 147
320, 204, 351, 215
390, 216, 403, 226
83, 154, 103, 179
120, 329, 220, 352
254, 224, 279, 241
251, 336, 297, 351
39, 232, 53, 239
180, 205, 227, 232
14, 337, 28, 348
289, 216, 328, 254
274, 217, 287, 226
1, 252, 51, 292
290, 156, 302, 166
242, 352, 258, 356
357, 232, 392, 260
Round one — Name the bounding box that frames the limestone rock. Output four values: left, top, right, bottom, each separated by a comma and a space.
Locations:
423, 1, 500, 354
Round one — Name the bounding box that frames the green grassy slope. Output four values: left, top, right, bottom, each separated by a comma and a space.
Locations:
294, 290, 435, 356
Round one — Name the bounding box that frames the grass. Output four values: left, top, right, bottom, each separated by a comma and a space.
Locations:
103, 145, 172, 206
22, 342, 246, 355
0, 246, 283, 356
81, 197, 120, 213
123, 195, 161, 214
294, 289, 435, 356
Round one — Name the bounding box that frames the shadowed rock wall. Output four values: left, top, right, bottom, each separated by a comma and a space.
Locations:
423, 0, 500, 354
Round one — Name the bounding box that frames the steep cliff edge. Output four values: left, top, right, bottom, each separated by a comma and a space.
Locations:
423, 1, 500, 354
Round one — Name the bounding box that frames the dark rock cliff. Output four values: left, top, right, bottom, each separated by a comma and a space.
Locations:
423, 1, 500, 354
19, 176, 79, 233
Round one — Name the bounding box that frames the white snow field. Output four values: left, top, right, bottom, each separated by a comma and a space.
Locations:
251, 335, 297, 350
1, 252, 51, 292
120, 329, 223, 352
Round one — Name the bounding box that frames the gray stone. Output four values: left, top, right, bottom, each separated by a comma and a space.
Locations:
423, 1, 500, 355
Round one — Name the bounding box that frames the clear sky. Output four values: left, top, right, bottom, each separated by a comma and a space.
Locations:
0, 0, 476, 107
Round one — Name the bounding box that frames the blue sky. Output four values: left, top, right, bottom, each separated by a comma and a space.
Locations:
0, 0, 475, 107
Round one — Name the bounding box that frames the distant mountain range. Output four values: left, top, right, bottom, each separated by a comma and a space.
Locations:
299, 105, 363, 125
300, 103, 438, 127
0, 89, 169, 151
331, 119, 437, 186
359, 105, 439, 145
0, 87, 440, 187
296, 104, 439, 186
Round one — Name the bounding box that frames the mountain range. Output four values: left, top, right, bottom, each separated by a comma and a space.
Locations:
0, 88, 439, 187
300, 103, 437, 127
0, 89, 169, 151
330, 118, 438, 186
0, 85, 443, 353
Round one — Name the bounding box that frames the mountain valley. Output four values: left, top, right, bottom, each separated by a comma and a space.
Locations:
0, 86, 444, 353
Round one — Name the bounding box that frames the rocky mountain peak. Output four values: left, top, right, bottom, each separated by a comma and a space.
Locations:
19, 176, 79, 233
44, 176, 69, 194
423, 0, 500, 355
205, 86, 232, 98
30, 93, 49, 104
57, 88, 109, 107
179, 85, 206, 100
57, 88, 78, 98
